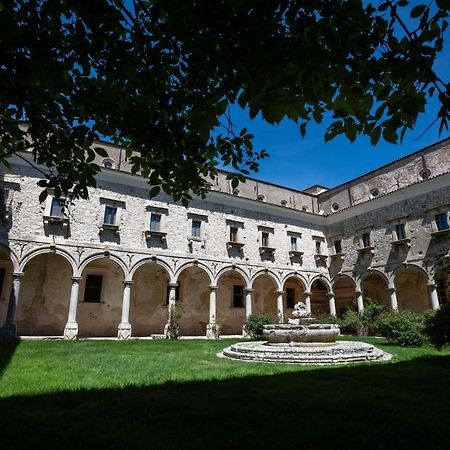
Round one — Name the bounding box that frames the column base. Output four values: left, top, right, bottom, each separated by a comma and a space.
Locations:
206, 323, 220, 339
63, 321, 78, 340
163, 322, 179, 339
0, 322, 17, 342
118, 322, 132, 340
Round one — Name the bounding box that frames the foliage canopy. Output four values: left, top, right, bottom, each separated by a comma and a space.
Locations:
1, 0, 449, 203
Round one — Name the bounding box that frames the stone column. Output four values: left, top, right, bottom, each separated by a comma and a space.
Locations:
328, 292, 337, 317
164, 282, 179, 339
2, 272, 24, 341
427, 283, 440, 310
206, 285, 219, 339
63, 276, 82, 340
118, 280, 133, 340
245, 288, 253, 318
387, 287, 398, 312
243, 288, 253, 336
276, 290, 284, 323
303, 291, 312, 314
355, 290, 364, 312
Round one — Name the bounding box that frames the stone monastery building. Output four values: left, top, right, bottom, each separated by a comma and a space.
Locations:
0, 138, 449, 339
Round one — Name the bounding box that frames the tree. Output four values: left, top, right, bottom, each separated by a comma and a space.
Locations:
1, 0, 449, 204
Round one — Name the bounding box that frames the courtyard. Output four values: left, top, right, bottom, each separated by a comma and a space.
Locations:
1, 338, 449, 450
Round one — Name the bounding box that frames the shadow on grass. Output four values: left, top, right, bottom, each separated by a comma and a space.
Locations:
1, 354, 450, 450
0, 341, 18, 376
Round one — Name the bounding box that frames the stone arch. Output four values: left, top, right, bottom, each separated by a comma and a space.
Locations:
310, 275, 332, 315
20, 246, 76, 276
215, 265, 251, 288
174, 260, 214, 285
130, 256, 174, 282
281, 273, 307, 313
332, 274, 357, 317
251, 269, 281, 291
176, 263, 211, 335
358, 269, 390, 310
17, 252, 73, 336
393, 264, 431, 312
251, 270, 279, 316
77, 255, 126, 337
391, 263, 431, 285
78, 252, 129, 280
130, 260, 172, 336
216, 267, 248, 335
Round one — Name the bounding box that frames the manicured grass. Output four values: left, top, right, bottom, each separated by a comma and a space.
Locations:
1, 338, 449, 449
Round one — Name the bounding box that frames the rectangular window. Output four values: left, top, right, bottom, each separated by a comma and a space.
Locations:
362, 232, 371, 248
104, 206, 117, 225
150, 213, 161, 231
315, 240, 321, 254
286, 288, 296, 309
50, 198, 65, 217
191, 220, 201, 237
84, 275, 103, 303
230, 226, 238, 242
261, 232, 269, 247
435, 213, 449, 231
334, 239, 342, 254
395, 223, 406, 240
290, 237, 297, 252
0, 267, 5, 295
232, 285, 244, 308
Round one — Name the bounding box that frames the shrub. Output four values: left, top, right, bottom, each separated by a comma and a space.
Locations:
312, 312, 339, 324
339, 299, 386, 336
244, 313, 278, 339
425, 303, 450, 350
378, 311, 426, 347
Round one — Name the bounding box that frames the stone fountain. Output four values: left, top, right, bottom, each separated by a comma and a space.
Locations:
222, 302, 391, 365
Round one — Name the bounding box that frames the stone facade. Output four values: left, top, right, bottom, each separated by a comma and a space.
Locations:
0, 138, 449, 340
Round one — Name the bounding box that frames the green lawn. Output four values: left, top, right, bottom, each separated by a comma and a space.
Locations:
1, 338, 449, 449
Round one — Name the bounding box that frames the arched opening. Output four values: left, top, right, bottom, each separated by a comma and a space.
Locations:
216, 270, 247, 335
394, 268, 429, 312
177, 265, 210, 335
310, 279, 329, 315
282, 276, 306, 314
361, 273, 390, 309
78, 258, 124, 337
17, 253, 72, 336
130, 262, 170, 336
252, 274, 277, 316
436, 259, 450, 305
334, 277, 356, 317
0, 250, 14, 324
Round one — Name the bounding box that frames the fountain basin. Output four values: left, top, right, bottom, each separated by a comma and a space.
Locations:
263, 323, 340, 344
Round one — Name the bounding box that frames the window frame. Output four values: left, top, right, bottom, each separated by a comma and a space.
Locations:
232, 285, 245, 308
83, 274, 103, 303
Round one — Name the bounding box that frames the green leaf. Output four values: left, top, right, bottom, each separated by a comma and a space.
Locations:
39, 189, 48, 204
94, 147, 109, 158
149, 186, 161, 198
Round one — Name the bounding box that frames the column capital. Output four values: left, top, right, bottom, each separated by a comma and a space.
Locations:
426, 282, 437, 289
276, 290, 284, 295
327, 292, 335, 298
245, 288, 254, 294
71, 276, 82, 283
303, 291, 312, 296
209, 285, 218, 291
386, 287, 396, 293
12, 272, 24, 279
123, 280, 133, 286
168, 282, 178, 288
355, 290, 362, 295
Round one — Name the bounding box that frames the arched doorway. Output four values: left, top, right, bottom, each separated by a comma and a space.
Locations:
0, 250, 14, 324
360, 272, 390, 309
77, 258, 125, 337
176, 265, 210, 335
394, 267, 429, 312
282, 276, 306, 315
333, 276, 357, 317
130, 262, 170, 336
17, 253, 72, 336
252, 274, 277, 316
216, 269, 247, 335
310, 279, 329, 315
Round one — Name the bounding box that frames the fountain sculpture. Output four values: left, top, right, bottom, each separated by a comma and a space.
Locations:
222, 302, 391, 365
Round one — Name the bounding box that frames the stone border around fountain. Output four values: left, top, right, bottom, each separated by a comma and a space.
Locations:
221, 340, 392, 365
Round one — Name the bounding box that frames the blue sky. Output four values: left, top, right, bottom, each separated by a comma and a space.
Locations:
222, 9, 450, 191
